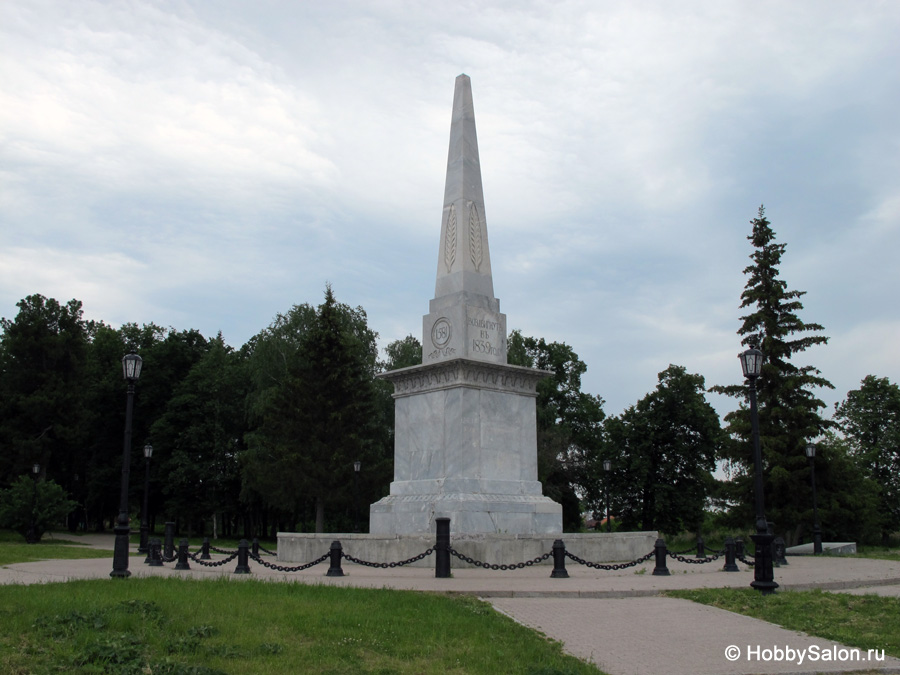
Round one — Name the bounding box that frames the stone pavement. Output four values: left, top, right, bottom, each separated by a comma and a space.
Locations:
4, 533, 900, 675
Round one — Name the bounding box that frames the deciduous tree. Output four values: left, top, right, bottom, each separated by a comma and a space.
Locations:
604, 365, 720, 534
834, 375, 900, 544
507, 331, 605, 530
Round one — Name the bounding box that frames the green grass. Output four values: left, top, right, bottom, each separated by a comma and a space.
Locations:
0, 578, 602, 674
851, 546, 900, 562
667, 587, 900, 658
0, 531, 112, 566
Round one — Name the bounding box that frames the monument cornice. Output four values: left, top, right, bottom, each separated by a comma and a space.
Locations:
377, 357, 551, 398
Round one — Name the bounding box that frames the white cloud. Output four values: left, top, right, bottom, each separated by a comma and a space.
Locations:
1, 0, 899, 421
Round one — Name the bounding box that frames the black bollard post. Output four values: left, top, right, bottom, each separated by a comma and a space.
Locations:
326, 540, 344, 577
435, 517, 451, 579
550, 539, 569, 578
696, 535, 705, 558
652, 538, 670, 576
735, 538, 745, 560
201, 537, 211, 560
722, 536, 739, 572
148, 538, 163, 567
234, 539, 251, 574
252, 537, 260, 558
773, 536, 788, 566
175, 538, 191, 571
164, 521, 175, 560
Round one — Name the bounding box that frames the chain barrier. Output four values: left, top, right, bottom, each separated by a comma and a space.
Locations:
565, 549, 655, 570
208, 545, 238, 555
188, 551, 239, 568
257, 544, 277, 556
342, 548, 434, 569
448, 547, 553, 570
667, 550, 721, 564
737, 555, 756, 566
248, 551, 330, 572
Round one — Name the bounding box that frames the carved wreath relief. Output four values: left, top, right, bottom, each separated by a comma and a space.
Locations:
468, 202, 483, 271
444, 203, 457, 272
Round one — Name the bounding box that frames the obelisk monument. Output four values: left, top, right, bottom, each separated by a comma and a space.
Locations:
370, 74, 563, 535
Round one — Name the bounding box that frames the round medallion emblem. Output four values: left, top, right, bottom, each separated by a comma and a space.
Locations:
431, 318, 452, 348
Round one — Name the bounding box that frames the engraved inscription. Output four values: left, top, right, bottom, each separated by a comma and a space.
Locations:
466, 315, 504, 359
431, 317, 452, 348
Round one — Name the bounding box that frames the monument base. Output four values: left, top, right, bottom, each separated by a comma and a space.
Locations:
369, 492, 562, 535
277, 531, 658, 569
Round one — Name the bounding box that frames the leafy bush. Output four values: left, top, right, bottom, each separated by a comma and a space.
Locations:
0, 476, 76, 542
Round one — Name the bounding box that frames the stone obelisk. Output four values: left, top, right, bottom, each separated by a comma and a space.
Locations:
370, 74, 563, 535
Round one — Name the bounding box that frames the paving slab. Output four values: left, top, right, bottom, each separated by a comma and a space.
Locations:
489, 596, 900, 675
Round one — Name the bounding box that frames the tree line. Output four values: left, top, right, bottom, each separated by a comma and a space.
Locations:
2, 208, 898, 545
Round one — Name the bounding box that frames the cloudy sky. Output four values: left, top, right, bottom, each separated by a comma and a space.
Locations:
2, 0, 898, 421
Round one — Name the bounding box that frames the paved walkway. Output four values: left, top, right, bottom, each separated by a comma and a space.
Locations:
4, 533, 900, 674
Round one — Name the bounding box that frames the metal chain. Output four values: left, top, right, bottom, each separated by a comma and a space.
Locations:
565, 549, 655, 570
188, 551, 239, 567
667, 551, 721, 564
342, 548, 434, 568
257, 544, 277, 556
248, 551, 330, 572
447, 547, 553, 570
737, 554, 756, 566
208, 545, 238, 555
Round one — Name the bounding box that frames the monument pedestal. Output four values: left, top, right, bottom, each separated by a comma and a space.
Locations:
371, 358, 562, 535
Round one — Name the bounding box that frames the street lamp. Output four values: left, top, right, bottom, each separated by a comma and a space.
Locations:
805, 442, 823, 555
138, 444, 153, 554
111, 352, 142, 578
26, 463, 40, 544
739, 345, 778, 594
603, 459, 612, 533
353, 461, 362, 533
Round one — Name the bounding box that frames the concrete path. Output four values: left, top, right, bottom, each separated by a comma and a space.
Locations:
4, 534, 900, 674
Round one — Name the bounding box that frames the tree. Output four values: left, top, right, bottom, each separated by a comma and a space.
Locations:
380, 334, 422, 371
834, 375, 900, 544
243, 287, 385, 532
603, 365, 720, 535
0, 295, 90, 487
712, 206, 833, 544
150, 335, 249, 537
0, 475, 77, 542
507, 331, 605, 530
79, 323, 208, 531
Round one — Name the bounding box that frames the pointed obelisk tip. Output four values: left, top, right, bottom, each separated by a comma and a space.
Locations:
422, 70, 505, 367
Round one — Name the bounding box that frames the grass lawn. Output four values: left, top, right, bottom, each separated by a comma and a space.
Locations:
0, 577, 602, 674
852, 546, 900, 562
0, 531, 112, 566
667, 587, 900, 658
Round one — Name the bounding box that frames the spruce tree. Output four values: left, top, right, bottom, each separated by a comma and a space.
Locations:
713, 206, 833, 544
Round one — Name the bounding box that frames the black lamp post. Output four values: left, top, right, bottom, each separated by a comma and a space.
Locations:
26, 463, 40, 544
805, 442, 823, 555
111, 352, 142, 578
739, 345, 778, 594
603, 459, 612, 533
353, 460, 362, 533
138, 444, 153, 554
